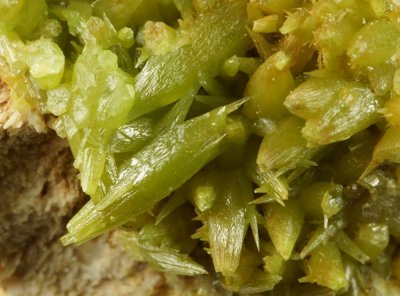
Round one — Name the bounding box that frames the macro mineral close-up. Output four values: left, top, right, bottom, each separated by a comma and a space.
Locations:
1, 0, 400, 295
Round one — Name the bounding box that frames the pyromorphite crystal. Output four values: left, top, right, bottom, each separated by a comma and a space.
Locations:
285, 74, 383, 145
2, 0, 400, 295
299, 242, 347, 291
131, 0, 248, 119
265, 200, 304, 260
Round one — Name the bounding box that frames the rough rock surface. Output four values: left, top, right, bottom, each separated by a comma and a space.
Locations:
0, 82, 227, 296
